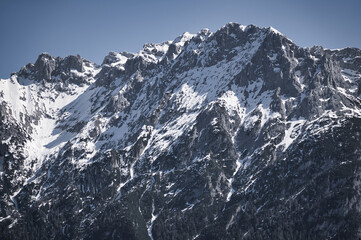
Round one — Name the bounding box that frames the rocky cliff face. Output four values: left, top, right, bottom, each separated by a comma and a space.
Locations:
1, 23, 361, 239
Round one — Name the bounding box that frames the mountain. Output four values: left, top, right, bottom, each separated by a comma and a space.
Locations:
1, 22, 361, 239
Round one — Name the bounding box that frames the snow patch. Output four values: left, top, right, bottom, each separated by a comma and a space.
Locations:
276, 119, 306, 151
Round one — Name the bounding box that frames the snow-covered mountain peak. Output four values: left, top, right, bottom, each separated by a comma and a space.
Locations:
102, 51, 135, 69
268, 26, 284, 36
140, 41, 172, 62
173, 32, 196, 45
1, 23, 361, 240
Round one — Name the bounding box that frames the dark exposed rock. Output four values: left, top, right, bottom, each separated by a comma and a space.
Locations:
34, 53, 56, 81
62, 55, 84, 72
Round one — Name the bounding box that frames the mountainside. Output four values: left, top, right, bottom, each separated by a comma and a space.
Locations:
1, 23, 361, 239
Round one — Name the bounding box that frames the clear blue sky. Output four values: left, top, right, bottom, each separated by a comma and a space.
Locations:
1, 0, 360, 78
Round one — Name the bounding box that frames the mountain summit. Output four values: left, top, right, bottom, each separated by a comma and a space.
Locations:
1, 23, 361, 239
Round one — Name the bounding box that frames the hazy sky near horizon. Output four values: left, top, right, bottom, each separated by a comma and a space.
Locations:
0, 0, 360, 78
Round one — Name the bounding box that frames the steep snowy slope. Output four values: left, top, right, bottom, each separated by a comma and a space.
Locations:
1, 23, 361, 239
